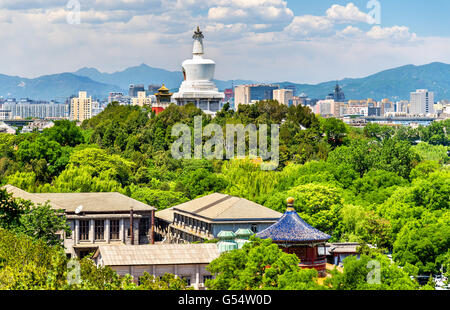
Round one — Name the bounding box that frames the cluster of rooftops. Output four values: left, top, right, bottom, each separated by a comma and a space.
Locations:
3, 184, 333, 247
3, 184, 362, 282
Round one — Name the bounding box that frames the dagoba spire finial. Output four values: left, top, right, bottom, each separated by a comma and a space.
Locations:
192, 25, 204, 56
193, 26, 204, 39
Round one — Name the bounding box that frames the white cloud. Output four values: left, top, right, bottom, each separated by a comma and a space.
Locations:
326, 3, 370, 24
339, 25, 363, 37
366, 25, 417, 42
207, 0, 294, 32
284, 15, 334, 39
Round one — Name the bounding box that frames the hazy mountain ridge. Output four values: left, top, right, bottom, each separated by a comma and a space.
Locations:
0, 73, 122, 101
0, 62, 449, 101
282, 62, 450, 101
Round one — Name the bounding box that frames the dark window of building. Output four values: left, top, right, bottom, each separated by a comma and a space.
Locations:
251, 224, 258, 233
78, 250, 93, 259
79, 220, 89, 241
110, 220, 120, 240
139, 217, 150, 236
95, 220, 104, 240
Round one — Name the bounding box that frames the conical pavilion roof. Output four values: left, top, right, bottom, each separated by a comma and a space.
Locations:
256, 209, 331, 243
158, 84, 169, 91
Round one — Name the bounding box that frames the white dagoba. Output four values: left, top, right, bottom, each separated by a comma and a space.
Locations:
173, 27, 224, 114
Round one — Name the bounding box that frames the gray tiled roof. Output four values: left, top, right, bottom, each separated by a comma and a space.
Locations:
3, 185, 63, 209
95, 243, 220, 266
163, 193, 282, 222
3, 185, 156, 213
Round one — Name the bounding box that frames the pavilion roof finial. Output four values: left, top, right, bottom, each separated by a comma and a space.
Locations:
286, 197, 295, 212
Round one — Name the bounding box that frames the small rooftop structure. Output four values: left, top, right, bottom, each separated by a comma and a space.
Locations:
235, 228, 253, 240
217, 230, 236, 240
217, 229, 252, 253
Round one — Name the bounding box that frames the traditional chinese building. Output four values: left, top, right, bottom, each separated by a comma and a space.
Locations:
256, 197, 331, 276
154, 85, 172, 106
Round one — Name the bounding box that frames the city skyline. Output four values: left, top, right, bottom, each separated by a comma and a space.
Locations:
0, 1, 450, 84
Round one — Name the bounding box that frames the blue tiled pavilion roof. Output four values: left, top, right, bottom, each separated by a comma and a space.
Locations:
256, 210, 331, 242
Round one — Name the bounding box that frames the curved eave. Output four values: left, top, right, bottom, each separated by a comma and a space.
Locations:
261, 237, 331, 243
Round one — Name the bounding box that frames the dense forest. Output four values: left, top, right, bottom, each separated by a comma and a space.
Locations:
0, 101, 449, 290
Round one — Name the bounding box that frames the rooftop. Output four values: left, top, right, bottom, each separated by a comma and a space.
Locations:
94, 243, 220, 266
157, 193, 282, 223
256, 208, 331, 243
3, 185, 156, 213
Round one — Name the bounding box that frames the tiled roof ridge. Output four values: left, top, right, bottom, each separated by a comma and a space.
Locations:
212, 196, 272, 219
191, 193, 233, 214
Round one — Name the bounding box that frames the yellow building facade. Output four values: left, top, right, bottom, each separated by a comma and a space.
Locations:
71, 91, 92, 122
132, 91, 153, 107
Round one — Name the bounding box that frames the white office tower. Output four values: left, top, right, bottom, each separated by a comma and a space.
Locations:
410, 89, 434, 116
173, 27, 224, 114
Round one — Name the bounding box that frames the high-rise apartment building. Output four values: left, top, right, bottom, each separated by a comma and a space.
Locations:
129, 84, 146, 97
410, 89, 434, 115
234, 84, 279, 106
71, 91, 92, 122
273, 89, 294, 106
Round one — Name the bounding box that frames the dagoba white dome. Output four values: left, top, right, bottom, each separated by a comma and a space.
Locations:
173, 27, 225, 113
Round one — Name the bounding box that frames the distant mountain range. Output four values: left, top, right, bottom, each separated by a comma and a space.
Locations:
0, 62, 449, 102
281, 62, 450, 102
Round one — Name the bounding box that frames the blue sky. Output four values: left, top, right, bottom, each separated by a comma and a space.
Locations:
0, 0, 449, 83
289, 0, 450, 37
